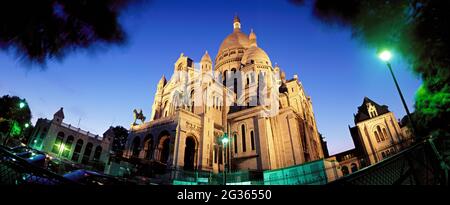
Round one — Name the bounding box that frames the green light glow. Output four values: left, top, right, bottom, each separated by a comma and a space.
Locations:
24, 123, 29, 128
19, 101, 26, 109
222, 136, 229, 145
10, 121, 21, 136
379, 50, 392, 62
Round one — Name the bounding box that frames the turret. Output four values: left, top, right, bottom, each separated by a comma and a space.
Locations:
53, 107, 65, 124
200, 50, 212, 75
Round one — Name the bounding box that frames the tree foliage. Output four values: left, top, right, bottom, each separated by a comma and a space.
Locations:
0, 0, 141, 65
111, 125, 129, 155
0, 95, 32, 144
292, 0, 450, 138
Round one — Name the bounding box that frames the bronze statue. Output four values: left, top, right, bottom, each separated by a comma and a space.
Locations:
133, 109, 146, 125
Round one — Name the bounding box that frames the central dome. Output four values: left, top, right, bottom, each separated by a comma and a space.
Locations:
217, 31, 249, 53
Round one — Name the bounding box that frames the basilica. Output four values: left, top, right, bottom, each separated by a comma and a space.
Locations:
122, 16, 325, 174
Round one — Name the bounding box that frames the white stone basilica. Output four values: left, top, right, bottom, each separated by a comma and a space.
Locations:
123, 16, 325, 173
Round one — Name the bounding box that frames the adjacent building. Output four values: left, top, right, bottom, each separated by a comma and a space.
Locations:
329, 97, 414, 176
28, 108, 113, 170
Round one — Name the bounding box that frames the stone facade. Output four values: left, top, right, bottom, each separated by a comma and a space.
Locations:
329, 97, 414, 176
123, 16, 325, 173
28, 108, 113, 168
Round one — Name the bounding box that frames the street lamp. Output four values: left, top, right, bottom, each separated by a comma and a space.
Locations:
378, 50, 416, 137
221, 133, 229, 185
19, 101, 26, 109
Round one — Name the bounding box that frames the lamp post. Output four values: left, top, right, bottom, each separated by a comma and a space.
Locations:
378, 50, 416, 137
221, 133, 229, 185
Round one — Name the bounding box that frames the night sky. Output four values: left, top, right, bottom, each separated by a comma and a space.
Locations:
0, 0, 421, 155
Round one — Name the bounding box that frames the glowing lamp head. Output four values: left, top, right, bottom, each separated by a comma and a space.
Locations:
222, 136, 229, 145
379, 50, 392, 62
24, 123, 29, 128
19, 102, 26, 109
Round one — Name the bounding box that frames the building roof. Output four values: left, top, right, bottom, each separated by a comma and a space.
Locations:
218, 30, 249, 54
201, 50, 212, 63
53, 107, 65, 119
354, 97, 390, 123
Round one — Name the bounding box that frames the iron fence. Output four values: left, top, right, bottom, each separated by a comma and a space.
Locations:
329, 136, 447, 185
0, 145, 76, 185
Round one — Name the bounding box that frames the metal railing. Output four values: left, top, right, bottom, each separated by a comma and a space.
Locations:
0, 145, 76, 185
329, 136, 447, 185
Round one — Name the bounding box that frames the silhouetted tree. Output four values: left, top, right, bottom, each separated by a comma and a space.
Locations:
291, 0, 450, 138
0, 0, 142, 65
0, 95, 32, 145
111, 125, 129, 156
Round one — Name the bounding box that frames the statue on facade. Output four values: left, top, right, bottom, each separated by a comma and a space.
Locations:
133, 109, 146, 125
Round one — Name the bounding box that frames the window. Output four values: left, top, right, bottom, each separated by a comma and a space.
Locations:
383, 128, 389, 141
52, 132, 65, 154
93, 146, 102, 161
241, 124, 246, 152
377, 126, 385, 141
250, 130, 255, 151
62, 135, 74, 158
341, 166, 349, 175
374, 131, 381, 143
351, 163, 358, 172
72, 139, 83, 162
190, 90, 195, 113
82, 143, 93, 164
218, 146, 223, 164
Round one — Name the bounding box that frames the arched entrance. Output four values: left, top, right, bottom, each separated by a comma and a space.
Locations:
160, 138, 170, 164
184, 136, 196, 170
341, 166, 349, 176
131, 137, 141, 157
144, 134, 154, 160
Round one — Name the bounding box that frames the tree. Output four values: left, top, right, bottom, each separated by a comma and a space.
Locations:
111, 126, 129, 156
0, 0, 143, 65
291, 0, 450, 138
0, 95, 32, 145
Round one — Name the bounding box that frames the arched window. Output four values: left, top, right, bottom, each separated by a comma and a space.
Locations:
93, 146, 102, 161
52, 132, 65, 154
382, 152, 386, 159
72, 139, 83, 162
234, 134, 238, 154
377, 126, 385, 141
218, 146, 223, 164
82, 142, 93, 164
250, 130, 255, 151
341, 166, 349, 175
382, 128, 389, 141
351, 163, 358, 172
223, 70, 228, 86
190, 90, 195, 113
62, 135, 74, 158
374, 131, 381, 143
241, 124, 246, 152
232, 68, 237, 95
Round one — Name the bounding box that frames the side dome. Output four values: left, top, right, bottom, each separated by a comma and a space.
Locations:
241, 30, 271, 66
241, 46, 271, 66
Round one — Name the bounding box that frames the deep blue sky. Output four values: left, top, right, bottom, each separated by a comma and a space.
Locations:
0, 0, 421, 154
